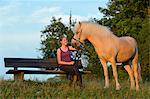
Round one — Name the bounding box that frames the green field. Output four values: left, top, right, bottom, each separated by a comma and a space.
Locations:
0, 75, 150, 99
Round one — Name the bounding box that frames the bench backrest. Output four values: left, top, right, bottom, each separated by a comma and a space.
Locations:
4, 58, 59, 70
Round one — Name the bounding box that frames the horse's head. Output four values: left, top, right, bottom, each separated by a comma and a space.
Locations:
71, 22, 86, 48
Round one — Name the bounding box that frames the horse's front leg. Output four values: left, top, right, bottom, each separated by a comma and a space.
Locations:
110, 60, 121, 90
100, 59, 109, 88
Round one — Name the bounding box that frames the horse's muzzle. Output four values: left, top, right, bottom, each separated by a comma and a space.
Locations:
71, 38, 76, 47
71, 39, 81, 50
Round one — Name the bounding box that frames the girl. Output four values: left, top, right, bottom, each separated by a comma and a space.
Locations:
57, 35, 82, 87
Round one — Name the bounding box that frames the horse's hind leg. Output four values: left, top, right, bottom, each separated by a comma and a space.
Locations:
111, 59, 121, 90
100, 59, 109, 88
138, 63, 142, 82
124, 62, 135, 90
132, 52, 139, 91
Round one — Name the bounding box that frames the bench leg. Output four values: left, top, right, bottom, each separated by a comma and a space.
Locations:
14, 72, 24, 81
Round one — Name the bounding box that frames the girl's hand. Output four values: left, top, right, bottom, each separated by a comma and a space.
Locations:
70, 61, 75, 65
69, 46, 76, 51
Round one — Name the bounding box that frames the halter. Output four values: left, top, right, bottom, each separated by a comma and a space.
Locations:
72, 37, 83, 45
72, 29, 84, 48
72, 31, 88, 55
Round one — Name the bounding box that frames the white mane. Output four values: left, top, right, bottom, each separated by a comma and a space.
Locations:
75, 21, 114, 38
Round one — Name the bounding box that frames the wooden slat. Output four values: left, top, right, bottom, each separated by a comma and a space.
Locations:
4, 58, 59, 68
5, 62, 59, 68
6, 70, 66, 74
4, 58, 57, 63
4, 58, 82, 69
6, 70, 91, 74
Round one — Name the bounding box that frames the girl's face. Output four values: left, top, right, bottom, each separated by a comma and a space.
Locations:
60, 37, 68, 46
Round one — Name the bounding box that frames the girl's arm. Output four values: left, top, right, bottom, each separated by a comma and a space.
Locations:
57, 48, 74, 65
68, 46, 76, 51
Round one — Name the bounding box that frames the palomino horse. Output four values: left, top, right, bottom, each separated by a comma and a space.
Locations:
71, 21, 140, 90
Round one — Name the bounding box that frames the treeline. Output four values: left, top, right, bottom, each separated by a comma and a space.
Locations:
40, 0, 150, 81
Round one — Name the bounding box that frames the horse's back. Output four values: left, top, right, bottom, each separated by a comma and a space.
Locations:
119, 36, 137, 47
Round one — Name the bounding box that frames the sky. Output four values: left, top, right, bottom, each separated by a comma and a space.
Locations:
0, 0, 108, 80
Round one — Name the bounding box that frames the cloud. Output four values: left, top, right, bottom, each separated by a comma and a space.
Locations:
31, 6, 100, 25
0, 31, 41, 55
32, 6, 62, 17
0, 1, 103, 29
0, 1, 22, 27
0, 31, 41, 46
31, 6, 62, 24
52, 15, 87, 25
0, 1, 20, 15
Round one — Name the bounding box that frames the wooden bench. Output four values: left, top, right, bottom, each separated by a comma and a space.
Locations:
4, 58, 91, 81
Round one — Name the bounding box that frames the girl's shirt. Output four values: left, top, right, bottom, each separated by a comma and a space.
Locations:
60, 47, 72, 62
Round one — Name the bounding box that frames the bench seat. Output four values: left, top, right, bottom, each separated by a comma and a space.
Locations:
4, 58, 91, 81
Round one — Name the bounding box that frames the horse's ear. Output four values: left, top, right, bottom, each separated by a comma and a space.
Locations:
79, 21, 81, 26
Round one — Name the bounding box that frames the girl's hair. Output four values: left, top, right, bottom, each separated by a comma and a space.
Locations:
59, 35, 67, 43
59, 35, 67, 42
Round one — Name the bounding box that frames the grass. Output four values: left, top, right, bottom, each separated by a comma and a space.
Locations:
0, 75, 150, 99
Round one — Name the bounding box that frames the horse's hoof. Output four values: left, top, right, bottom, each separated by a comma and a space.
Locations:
136, 87, 139, 91
136, 89, 139, 91
104, 86, 109, 89
130, 87, 134, 90
116, 85, 121, 90
116, 87, 121, 90
130, 86, 135, 90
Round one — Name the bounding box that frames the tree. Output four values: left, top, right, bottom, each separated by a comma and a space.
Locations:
40, 14, 76, 58
97, 0, 148, 36
40, 17, 67, 58
137, 17, 150, 81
